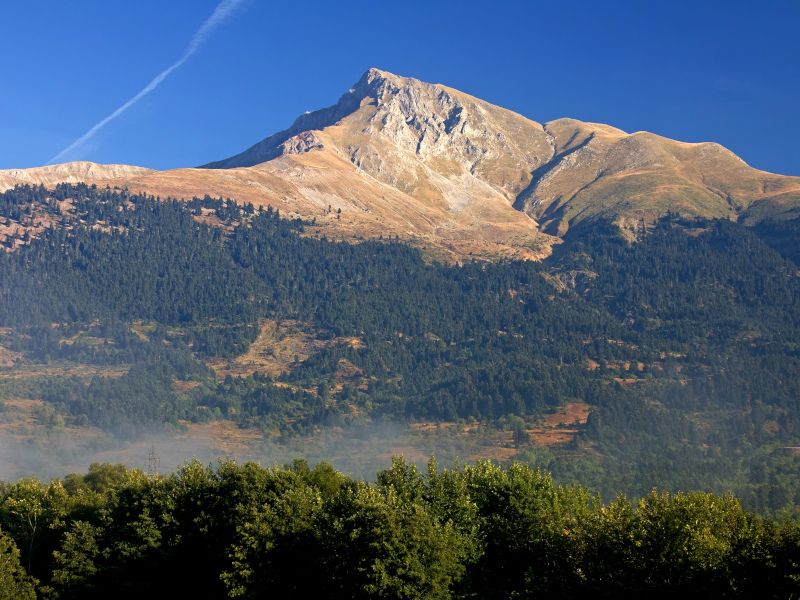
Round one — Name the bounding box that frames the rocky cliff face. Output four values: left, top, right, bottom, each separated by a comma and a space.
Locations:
206, 69, 552, 181
206, 68, 556, 218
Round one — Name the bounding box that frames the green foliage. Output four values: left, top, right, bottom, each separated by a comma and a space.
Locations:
40, 357, 203, 437
320, 483, 467, 599
0, 529, 36, 600
460, 461, 593, 597
0, 460, 798, 598
0, 479, 71, 580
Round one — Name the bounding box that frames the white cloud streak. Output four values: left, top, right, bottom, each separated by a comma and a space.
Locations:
48, 0, 245, 164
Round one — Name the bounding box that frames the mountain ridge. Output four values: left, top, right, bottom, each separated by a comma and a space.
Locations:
0, 161, 152, 190
3, 68, 799, 258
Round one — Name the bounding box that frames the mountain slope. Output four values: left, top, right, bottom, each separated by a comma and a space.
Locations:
520, 118, 800, 235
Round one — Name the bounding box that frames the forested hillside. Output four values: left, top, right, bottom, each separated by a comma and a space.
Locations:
1, 184, 800, 514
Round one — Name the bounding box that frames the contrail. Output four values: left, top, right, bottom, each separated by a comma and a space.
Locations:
48, 0, 245, 164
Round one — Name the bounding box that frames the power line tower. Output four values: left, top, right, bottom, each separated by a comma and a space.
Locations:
146, 445, 160, 478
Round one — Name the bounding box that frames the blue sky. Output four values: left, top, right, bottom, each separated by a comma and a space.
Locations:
2, 0, 798, 174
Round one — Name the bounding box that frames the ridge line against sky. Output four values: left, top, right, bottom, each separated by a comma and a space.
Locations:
47, 0, 246, 165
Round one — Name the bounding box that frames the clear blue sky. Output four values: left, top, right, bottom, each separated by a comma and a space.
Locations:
2, 0, 798, 174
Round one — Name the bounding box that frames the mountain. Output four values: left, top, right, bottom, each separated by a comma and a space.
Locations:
205, 68, 800, 236
2, 68, 799, 258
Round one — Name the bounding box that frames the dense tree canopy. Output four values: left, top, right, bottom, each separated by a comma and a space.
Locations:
0, 460, 798, 599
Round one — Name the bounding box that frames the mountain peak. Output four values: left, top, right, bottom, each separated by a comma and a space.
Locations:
201, 70, 395, 169
361, 66, 394, 83
203, 66, 547, 171
348, 67, 400, 105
